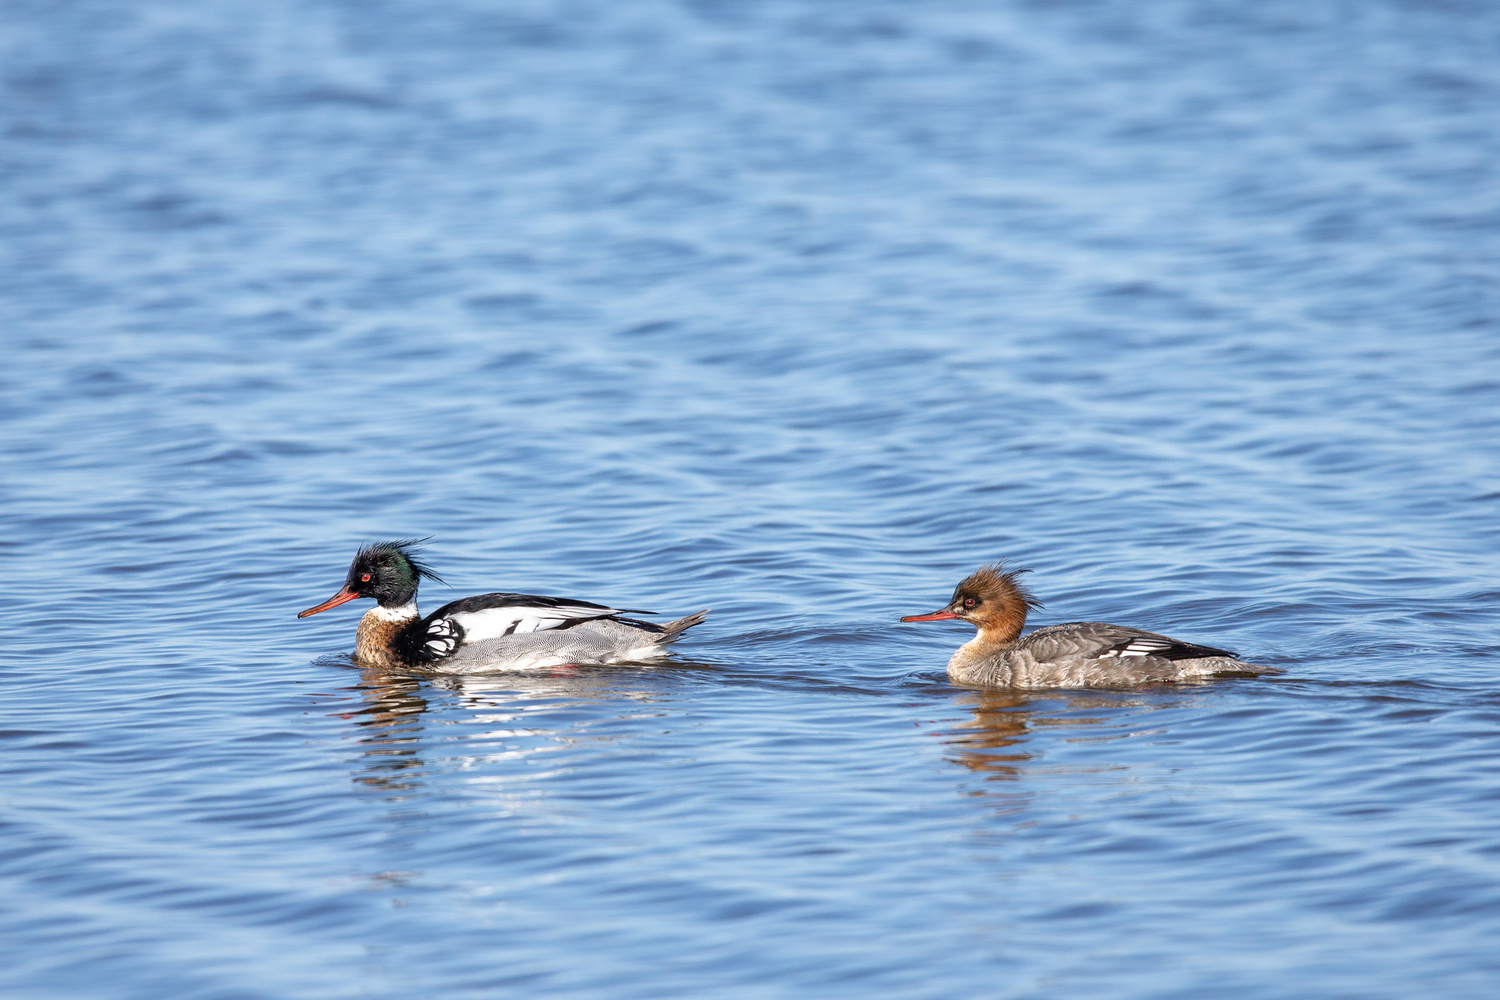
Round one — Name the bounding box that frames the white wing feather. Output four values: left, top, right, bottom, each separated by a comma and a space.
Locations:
439, 604, 628, 643
1099, 636, 1176, 658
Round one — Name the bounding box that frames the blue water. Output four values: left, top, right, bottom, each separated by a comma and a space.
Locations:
5, 1, 1500, 997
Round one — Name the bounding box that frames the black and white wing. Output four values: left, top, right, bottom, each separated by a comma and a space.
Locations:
414, 592, 655, 660
1023, 623, 1236, 662
1094, 627, 1235, 661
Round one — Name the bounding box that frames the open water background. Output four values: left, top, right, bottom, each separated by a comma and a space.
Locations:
4, 1, 1500, 997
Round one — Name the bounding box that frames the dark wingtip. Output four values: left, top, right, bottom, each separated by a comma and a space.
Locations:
359, 537, 447, 585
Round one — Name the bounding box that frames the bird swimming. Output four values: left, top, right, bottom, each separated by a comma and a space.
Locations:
298, 540, 709, 671
902, 563, 1277, 688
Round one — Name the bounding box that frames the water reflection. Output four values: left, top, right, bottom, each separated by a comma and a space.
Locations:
944, 688, 1194, 776
340, 664, 688, 797
343, 667, 429, 793
944, 690, 1037, 776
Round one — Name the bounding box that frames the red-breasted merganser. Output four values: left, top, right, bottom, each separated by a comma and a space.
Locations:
298, 540, 709, 671
902, 563, 1277, 688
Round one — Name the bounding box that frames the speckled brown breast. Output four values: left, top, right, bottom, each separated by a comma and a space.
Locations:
354, 610, 413, 667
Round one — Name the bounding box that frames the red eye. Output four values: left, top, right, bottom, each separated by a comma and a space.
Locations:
963, 597, 976, 608
361, 573, 371, 582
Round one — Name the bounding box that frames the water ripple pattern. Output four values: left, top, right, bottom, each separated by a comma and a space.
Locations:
3, 1, 1499, 998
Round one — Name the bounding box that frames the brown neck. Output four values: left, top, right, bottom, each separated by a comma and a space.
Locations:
972, 593, 1030, 649
354, 603, 419, 666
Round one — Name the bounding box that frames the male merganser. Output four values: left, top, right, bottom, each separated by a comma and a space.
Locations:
298, 540, 709, 671
902, 563, 1277, 688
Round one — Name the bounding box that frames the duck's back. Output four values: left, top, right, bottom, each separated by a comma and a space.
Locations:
438, 617, 674, 671
413, 595, 709, 672
949, 622, 1275, 689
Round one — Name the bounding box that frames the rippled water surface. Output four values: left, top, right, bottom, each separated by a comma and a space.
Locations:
5, 1, 1500, 997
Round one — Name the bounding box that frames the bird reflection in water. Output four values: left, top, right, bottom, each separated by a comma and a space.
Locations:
338, 663, 688, 797
944, 690, 1037, 776
943, 688, 1190, 776
343, 665, 430, 793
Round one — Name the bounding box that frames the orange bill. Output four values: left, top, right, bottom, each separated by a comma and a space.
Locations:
298, 586, 360, 618
900, 610, 958, 622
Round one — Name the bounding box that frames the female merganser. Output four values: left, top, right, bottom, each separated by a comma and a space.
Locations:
298, 540, 709, 671
902, 563, 1277, 688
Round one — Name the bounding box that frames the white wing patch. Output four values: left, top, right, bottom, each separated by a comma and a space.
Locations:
1100, 636, 1175, 658
424, 618, 462, 657
443, 604, 625, 643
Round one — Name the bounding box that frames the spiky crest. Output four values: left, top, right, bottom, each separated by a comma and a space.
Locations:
949, 562, 1043, 644
342, 537, 447, 607
953, 562, 1042, 613
356, 538, 446, 586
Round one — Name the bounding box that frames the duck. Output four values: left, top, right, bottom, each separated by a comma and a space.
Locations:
901, 563, 1277, 688
297, 540, 709, 671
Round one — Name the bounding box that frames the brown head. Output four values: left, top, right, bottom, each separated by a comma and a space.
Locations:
900, 563, 1042, 644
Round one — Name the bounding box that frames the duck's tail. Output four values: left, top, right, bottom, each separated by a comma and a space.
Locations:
1206, 658, 1283, 677
653, 608, 710, 645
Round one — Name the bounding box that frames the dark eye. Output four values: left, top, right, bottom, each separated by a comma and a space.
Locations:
361, 573, 371, 582
963, 597, 976, 609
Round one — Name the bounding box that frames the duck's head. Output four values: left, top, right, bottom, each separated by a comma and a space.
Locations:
297, 539, 444, 618
901, 563, 1042, 642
